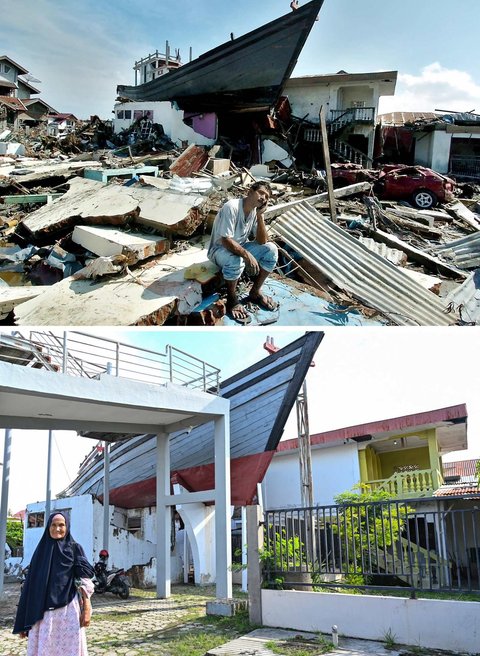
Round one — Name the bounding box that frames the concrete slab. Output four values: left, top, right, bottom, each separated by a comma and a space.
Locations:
0, 285, 49, 319
206, 599, 247, 617
131, 186, 208, 236
13, 239, 210, 325
207, 629, 402, 656
21, 178, 139, 241
72, 225, 169, 262
0, 159, 102, 183
84, 165, 158, 183
20, 176, 210, 241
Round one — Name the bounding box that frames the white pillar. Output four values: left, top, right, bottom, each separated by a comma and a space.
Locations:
103, 442, 110, 552
0, 429, 12, 598
241, 506, 248, 592
214, 413, 232, 599
156, 432, 171, 598
45, 430, 53, 519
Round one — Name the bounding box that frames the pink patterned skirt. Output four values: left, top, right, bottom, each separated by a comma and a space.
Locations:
27, 594, 88, 656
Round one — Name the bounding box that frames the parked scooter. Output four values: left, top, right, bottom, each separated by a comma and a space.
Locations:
93, 549, 130, 599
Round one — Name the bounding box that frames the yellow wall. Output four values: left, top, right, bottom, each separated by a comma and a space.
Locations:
380, 447, 430, 478
359, 429, 441, 484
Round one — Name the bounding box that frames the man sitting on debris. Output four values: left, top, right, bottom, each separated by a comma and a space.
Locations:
207, 181, 278, 324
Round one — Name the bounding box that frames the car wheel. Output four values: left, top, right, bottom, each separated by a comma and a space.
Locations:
412, 189, 437, 209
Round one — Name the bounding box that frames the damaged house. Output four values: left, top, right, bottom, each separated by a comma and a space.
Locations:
377, 111, 480, 182
0, 55, 55, 130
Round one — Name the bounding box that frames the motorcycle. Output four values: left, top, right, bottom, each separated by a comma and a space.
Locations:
93, 549, 130, 599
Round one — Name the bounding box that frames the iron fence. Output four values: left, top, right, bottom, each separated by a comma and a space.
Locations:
264, 499, 480, 595
450, 157, 480, 180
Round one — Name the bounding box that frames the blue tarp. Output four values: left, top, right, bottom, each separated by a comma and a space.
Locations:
222, 278, 385, 326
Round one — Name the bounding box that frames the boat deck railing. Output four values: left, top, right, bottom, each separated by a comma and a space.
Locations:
1, 330, 221, 393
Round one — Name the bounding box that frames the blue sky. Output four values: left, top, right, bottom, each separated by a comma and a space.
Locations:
3, 327, 480, 512
2, 0, 479, 118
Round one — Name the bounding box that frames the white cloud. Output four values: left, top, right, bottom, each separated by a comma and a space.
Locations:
379, 63, 480, 114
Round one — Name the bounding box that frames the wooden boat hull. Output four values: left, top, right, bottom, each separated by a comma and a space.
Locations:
117, 0, 324, 112
64, 332, 324, 507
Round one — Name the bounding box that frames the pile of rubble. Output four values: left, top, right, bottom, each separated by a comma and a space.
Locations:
1, 141, 479, 326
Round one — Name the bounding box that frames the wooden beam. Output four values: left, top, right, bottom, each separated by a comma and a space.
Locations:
319, 105, 337, 223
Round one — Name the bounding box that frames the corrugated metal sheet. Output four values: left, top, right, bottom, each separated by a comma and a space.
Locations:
435, 232, 480, 269
358, 237, 407, 265
445, 269, 480, 324
270, 201, 457, 326
444, 459, 480, 480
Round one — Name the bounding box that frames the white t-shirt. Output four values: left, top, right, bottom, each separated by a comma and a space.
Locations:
207, 199, 257, 259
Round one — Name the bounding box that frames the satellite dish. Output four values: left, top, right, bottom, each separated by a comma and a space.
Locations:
23, 73, 42, 84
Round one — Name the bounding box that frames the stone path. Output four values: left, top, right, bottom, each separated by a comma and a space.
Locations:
207, 628, 403, 656
0, 581, 213, 656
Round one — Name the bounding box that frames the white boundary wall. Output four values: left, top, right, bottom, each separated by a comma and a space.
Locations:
261, 589, 479, 654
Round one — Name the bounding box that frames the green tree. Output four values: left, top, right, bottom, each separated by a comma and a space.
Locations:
332, 484, 410, 586
6, 519, 23, 550
476, 461, 480, 487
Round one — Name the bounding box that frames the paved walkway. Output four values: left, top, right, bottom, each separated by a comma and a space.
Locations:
208, 629, 402, 656
0, 581, 213, 656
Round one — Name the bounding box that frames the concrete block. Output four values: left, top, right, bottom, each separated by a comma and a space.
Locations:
0, 142, 26, 156
72, 225, 169, 263
206, 598, 248, 617
207, 158, 231, 175
84, 166, 158, 183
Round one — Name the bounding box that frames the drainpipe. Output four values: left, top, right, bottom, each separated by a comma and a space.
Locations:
0, 429, 13, 598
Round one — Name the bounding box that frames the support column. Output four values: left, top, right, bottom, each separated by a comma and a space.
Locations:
0, 429, 12, 598
156, 432, 171, 599
241, 506, 247, 592
45, 430, 53, 518
103, 441, 110, 552
247, 504, 263, 625
214, 413, 232, 600
427, 428, 441, 489
358, 448, 368, 484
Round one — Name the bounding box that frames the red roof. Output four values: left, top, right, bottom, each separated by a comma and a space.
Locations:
0, 95, 27, 111
277, 404, 468, 453
443, 458, 479, 479
435, 485, 480, 498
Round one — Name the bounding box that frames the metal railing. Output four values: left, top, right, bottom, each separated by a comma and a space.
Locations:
264, 499, 480, 595
364, 468, 441, 498
449, 157, 480, 180
328, 107, 376, 131
0, 330, 221, 393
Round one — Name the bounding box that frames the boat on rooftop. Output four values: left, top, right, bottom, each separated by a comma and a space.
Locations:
116, 0, 324, 113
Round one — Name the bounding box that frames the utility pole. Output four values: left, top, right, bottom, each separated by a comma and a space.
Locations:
263, 337, 314, 507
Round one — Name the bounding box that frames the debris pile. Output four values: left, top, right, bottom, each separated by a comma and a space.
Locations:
1, 138, 479, 326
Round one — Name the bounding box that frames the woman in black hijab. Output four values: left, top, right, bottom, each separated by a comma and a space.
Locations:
13, 512, 95, 656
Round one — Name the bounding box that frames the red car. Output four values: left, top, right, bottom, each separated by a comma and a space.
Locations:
373, 165, 456, 209
331, 163, 456, 209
